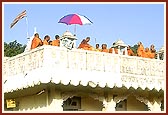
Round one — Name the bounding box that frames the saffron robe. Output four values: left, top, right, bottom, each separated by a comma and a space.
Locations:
52, 39, 60, 46
31, 37, 43, 49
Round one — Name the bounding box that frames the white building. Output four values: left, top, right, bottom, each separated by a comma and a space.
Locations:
3, 41, 165, 112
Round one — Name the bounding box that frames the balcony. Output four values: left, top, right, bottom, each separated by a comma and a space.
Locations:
3, 45, 165, 93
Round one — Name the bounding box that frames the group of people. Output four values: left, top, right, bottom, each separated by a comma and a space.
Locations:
137, 42, 156, 59
78, 37, 118, 54
30, 33, 156, 59
31, 33, 60, 49
77, 37, 156, 59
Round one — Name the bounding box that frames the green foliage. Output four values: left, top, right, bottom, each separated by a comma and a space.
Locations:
130, 44, 138, 55
4, 40, 26, 57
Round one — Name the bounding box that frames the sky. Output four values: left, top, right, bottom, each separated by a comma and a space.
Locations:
3, 2, 165, 51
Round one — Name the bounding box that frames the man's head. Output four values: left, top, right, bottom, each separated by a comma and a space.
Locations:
49, 41, 52, 45
85, 37, 90, 42
102, 44, 107, 49
150, 44, 155, 51
44, 35, 50, 41
127, 45, 131, 50
96, 44, 99, 49
55, 35, 60, 40
145, 47, 149, 52
138, 42, 142, 46
150, 44, 155, 48
34, 33, 39, 38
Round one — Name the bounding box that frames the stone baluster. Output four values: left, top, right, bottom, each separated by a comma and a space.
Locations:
157, 52, 160, 60
112, 48, 115, 54
118, 46, 120, 55
124, 47, 128, 55
48, 88, 63, 112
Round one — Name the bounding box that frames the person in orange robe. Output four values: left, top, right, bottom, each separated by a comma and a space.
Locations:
95, 44, 101, 52
49, 41, 52, 45
109, 42, 118, 54
109, 47, 118, 54
78, 37, 93, 50
52, 35, 60, 46
123, 46, 134, 56
31, 33, 43, 49
137, 42, 145, 57
149, 44, 156, 59
144, 47, 151, 58
43, 35, 50, 45
101, 44, 109, 53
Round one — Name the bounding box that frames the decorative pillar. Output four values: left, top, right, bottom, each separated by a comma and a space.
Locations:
118, 46, 120, 55
102, 94, 117, 111
147, 99, 162, 111
73, 40, 76, 48
112, 48, 115, 54
124, 47, 128, 55
161, 52, 164, 60
157, 52, 160, 60
102, 99, 116, 111
48, 88, 63, 112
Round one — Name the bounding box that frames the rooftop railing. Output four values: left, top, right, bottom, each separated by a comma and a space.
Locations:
3, 45, 165, 92
3, 45, 165, 78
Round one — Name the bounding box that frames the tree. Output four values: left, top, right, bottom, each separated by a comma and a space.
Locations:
130, 44, 138, 56
4, 40, 26, 57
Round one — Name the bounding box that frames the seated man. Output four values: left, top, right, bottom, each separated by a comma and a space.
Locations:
78, 37, 94, 50
43, 35, 50, 45
49, 41, 52, 45
52, 35, 60, 46
31, 33, 43, 49
109, 43, 118, 54
123, 45, 134, 56
109, 47, 118, 54
101, 44, 109, 53
144, 47, 151, 58
95, 43, 101, 52
149, 44, 156, 59
137, 42, 145, 57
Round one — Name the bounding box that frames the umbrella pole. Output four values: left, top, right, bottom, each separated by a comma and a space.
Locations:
74, 25, 76, 36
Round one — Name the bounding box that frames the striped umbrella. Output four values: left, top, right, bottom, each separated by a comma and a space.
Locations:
58, 13, 93, 35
